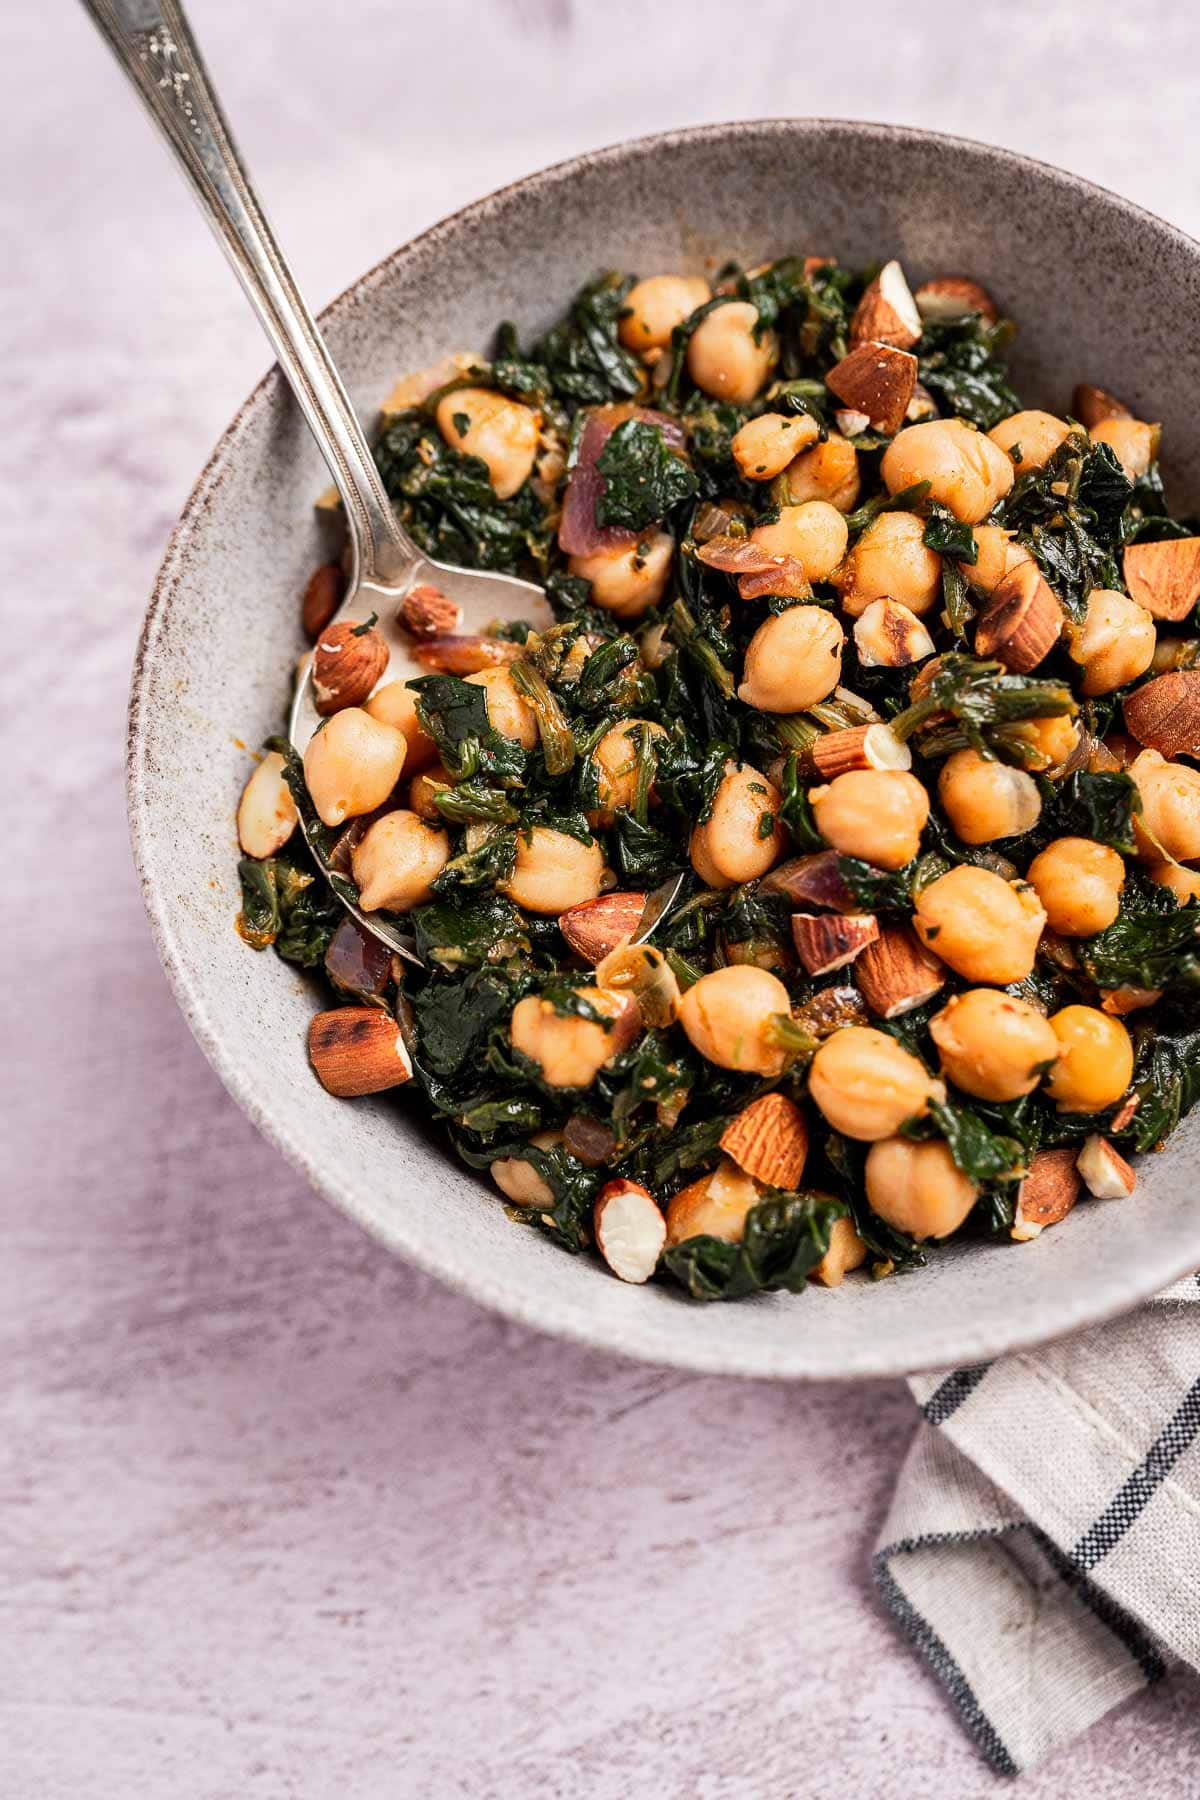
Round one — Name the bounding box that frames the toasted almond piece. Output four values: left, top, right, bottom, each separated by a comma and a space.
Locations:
593, 1180, 666, 1284
559, 891, 646, 964
594, 942, 681, 1028
308, 1007, 413, 1097
313, 620, 390, 715
762, 851, 857, 913
720, 1092, 810, 1189
791, 911, 880, 975
1011, 1147, 1080, 1241
854, 925, 946, 1019
1123, 670, 1200, 757
854, 598, 936, 668
1071, 383, 1131, 430
236, 750, 299, 860
809, 1213, 869, 1286
412, 634, 521, 673
914, 276, 998, 325
301, 562, 345, 639
811, 722, 912, 778
850, 260, 922, 349
825, 341, 918, 437
975, 561, 1063, 671
1076, 1135, 1137, 1199
906, 383, 938, 422
401, 583, 463, 638
834, 408, 871, 438
1110, 1092, 1141, 1133
1099, 985, 1162, 1015
1123, 538, 1200, 622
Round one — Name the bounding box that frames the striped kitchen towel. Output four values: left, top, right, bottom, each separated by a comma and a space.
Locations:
875, 1274, 1200, 1775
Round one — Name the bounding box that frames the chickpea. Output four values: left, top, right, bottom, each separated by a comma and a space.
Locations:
1008, 712, 1081, 773
618, 274, 711, 353
435, 387, 539, 499
677, 965, 792, 1076
751, 501, 849, 583
930, 989, 1059, 1101
464, 667, 538, 749
351, 810, 451, 911
510, 986, 637, 1089
808, 1025, 944, 1141
665, 1157, 761, 1247
1068, 588, 1156, 696
407, 764, 452, 821
810, 769, 929, 870
785, 432, 861, 513
303, 707, 407, 828
809, 1214, 869, 1287
689, 762, 786, 888
588, 718, 668, 826
913, 866, 1046, 983
1027, 837, 1126, 936
491, 1130, 564, 1209
731, 411, 820, 480
987, 409, 1071, 476
686, 300, 777, 403
937, 748, 1042, 844
1150, 860, 1200, 904
1090, 418, 1159, 483
500, 826, 606, 914
835, 511, 942, 618
865, 1137, 979, 1241
569, 529, 674, 618
881, 418, 1014, 523
961, 524, 1033, 596
1130, 749, 1200, 862
1045, 1006, 1134, 1113
737, 605, 844, 713
365, 679, 439, 772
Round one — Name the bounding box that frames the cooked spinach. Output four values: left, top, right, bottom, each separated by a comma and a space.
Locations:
917, 314, 1020, 430
1075, 873, 1200, 995
594, 419, 699, 529
662, 1192, 846, 1300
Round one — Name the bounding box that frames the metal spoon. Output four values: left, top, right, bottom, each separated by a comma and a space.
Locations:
85, 0, 680, 961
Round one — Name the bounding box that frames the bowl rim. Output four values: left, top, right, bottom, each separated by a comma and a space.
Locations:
127, 117, 1200, 1379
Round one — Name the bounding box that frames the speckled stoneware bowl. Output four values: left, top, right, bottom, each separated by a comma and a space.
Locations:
129, 120, 1200, 1380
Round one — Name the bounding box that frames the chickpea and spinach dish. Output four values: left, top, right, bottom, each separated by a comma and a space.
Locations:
236, 254, 1200, 1301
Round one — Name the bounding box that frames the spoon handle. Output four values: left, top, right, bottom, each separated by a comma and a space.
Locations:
82, 0, 420, 589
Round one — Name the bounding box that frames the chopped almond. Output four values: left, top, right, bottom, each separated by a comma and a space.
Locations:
854, 925, 946, 1019
401, 584, 463, 638
854, 598, 936, 668
791, 912, 880, 975
1011, 1148, 1080, 1241
1110, 1092, 1141, 1133
1071, 383, 1131, 430
559, 892, 646, 964
914, 276, 998, 325
850, 261, 922, 349
309, 1008, 413, 1097
1076, 1136, 1137, 1199
975, 561, 1063, 671
811, 722, 912, 779
825, 341, 918, 437
412, 634, 521, 673
1123, 538, 1200, 622
1123, 670, 1200, 757
809, 1214, 869, 1286
593, 1180, 667, 1283
720, 1093, 810, 1189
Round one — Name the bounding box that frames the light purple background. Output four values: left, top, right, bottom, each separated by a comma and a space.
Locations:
7, 3, 1200, 1793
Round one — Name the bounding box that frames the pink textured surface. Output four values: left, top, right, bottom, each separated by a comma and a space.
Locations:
6, 3, 1199, 1792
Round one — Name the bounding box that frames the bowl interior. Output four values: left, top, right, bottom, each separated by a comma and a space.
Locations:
129, 121, 1200, 1379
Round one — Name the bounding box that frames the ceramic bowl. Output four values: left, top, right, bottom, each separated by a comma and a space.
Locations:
128, 120, 1200, 1380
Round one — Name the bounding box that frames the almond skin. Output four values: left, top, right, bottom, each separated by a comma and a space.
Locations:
825, 341, 918, 437
412, 634, 521, 673
1123, 670, 1200, 758
850, 261, 922, 349
559, 891, 646, 964
1011, 1147, 1080, 1240
720, 1093, 810, 1190
312, 620, 390, 715
791, 911, 880, 975
975, 561, 1063, 671
308, 1007, 413, 1097
1123, 538, 1200, 622
401, 583, 463, 637
855, 925, 946, 1020
914, 276, 998, 325
301, 562, 345, 638
1076, 1135, 1137, 1199
812, 723, 912, 779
